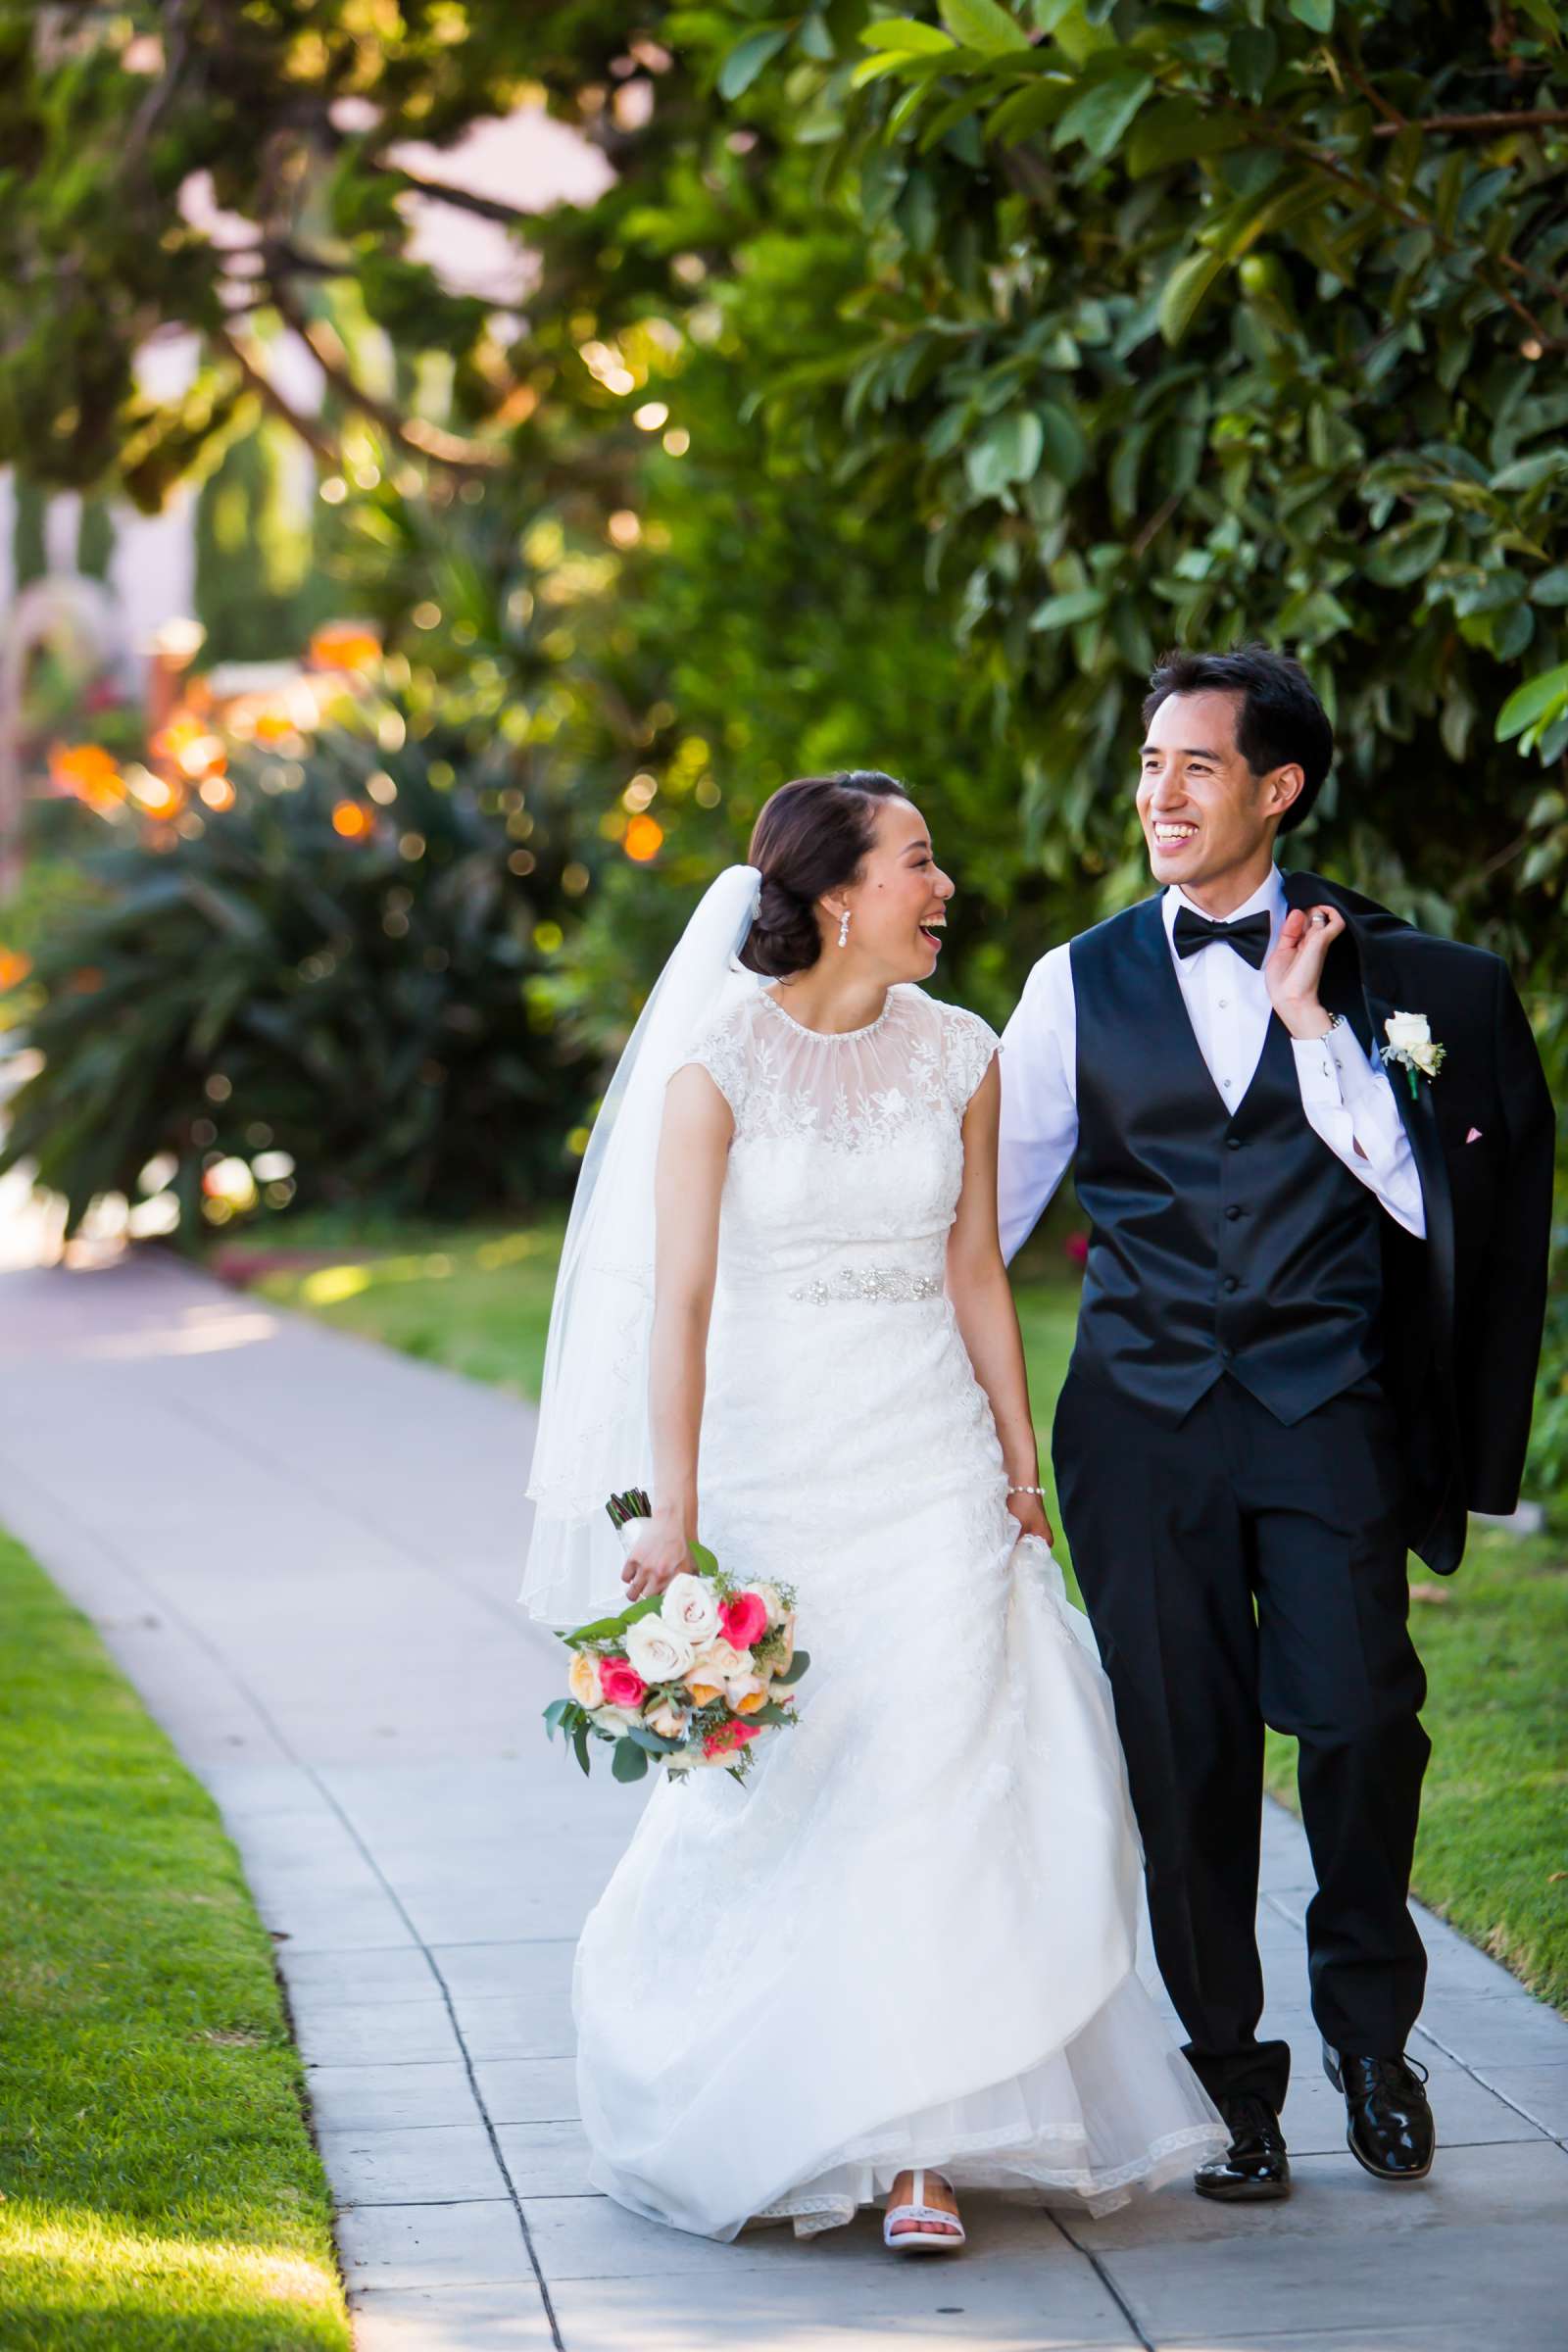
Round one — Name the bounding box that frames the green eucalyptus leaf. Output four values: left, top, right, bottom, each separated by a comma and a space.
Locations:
562, 1592, 663, 1645
612, 1737, 651, 1783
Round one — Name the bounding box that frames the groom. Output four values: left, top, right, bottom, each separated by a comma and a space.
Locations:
998, 644, 1553, 2200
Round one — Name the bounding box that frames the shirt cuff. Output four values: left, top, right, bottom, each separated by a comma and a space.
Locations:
1291, 1029, 1345, 1109
1293, 1021, 1405, 1158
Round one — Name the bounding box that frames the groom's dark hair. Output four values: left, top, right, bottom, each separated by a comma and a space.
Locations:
1143, 644, 1334, 836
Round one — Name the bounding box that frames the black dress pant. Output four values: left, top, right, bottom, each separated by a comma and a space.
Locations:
1053, 1369, 1431, 2112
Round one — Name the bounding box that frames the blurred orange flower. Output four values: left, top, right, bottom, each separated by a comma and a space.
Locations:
623, 814, 663, 862
0, 948, 32, 991
310, 622, 382, 674
48, 743, 124, 812
332, 801, 372, 840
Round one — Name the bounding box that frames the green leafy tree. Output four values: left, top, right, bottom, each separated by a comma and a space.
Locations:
633, 0, 1568, 974
0, 3, 642, 503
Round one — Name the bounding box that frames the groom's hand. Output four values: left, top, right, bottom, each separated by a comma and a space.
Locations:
1265, 905, 1344, 1040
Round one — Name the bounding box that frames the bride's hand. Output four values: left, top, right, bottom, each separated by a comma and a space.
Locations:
621, 1516, 694, 1602
1006, 1490, 1054, 1546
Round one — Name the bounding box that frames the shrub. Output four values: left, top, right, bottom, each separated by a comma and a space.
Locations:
0, 712, 588, 1237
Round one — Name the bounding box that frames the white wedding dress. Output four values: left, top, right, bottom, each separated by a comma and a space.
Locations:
571, 979, 1226, 2240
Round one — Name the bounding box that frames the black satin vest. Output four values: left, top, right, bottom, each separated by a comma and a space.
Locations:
1068, 897, 1384, 1426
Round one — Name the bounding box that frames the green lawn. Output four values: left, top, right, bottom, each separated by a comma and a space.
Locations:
239, 1215, 1567, 2014
0, 1531, 350, 2352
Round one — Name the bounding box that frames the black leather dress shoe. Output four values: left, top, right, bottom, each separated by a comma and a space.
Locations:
1323, 2043, 1436, 2180
1193, 2092, 1292, 2201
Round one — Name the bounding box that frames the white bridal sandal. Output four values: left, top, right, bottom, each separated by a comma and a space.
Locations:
883, 2168, 966, 2254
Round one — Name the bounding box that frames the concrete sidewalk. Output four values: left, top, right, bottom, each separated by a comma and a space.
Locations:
4, 1247, 1565, 2351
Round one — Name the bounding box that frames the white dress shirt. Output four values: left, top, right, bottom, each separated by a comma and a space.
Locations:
997, 866, 1427, 1261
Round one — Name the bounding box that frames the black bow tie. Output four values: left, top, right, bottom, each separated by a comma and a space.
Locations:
1172, 906, 1272, 970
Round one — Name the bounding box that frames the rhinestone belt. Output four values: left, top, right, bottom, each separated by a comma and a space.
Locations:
788, 1266, 944, 1305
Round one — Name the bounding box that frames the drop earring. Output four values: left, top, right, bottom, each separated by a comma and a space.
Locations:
837, 907, 851, 949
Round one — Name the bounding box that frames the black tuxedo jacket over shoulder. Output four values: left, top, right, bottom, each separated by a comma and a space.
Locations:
1282, 869, 1555, 1573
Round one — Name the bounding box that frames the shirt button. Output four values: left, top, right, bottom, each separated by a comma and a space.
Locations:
1217, 998, 1229, 1009
1223, 1276, 1240, 1294
1222, 1077, 1233, 1090
1225, 1204, 1243, 1221
1226, 1137, 1243, 1151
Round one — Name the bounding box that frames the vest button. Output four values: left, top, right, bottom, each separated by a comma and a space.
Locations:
1225, 1136, 1243, 1151
1225, 1204, 1243, 1221
1223, 1276, 1240, 1294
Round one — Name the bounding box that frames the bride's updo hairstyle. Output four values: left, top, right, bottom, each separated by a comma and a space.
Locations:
739, 769, 909, 979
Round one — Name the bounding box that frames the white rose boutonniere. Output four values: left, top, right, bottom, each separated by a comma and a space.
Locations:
1381, 1010, 1446, 1098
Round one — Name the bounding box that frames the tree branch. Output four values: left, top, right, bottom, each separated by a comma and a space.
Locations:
266, 277, 506, 470
365, 160, 538, 230
1371, 109, 1568, 136
219, 330, 341, 467
1201, 91, 1568, 351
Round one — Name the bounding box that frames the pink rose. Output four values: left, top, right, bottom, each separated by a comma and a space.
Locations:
599, 1656, 647, 1710
719, 1591, 769, 1650
703, 1718, 762, 1760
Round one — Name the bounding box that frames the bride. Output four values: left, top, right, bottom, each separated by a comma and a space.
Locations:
520, 768, 1225, 2249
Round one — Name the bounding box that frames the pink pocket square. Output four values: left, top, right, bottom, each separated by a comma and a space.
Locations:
1465, 1126, 1483, 1143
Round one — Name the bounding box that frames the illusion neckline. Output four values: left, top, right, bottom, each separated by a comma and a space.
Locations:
760, 985, 898, 1043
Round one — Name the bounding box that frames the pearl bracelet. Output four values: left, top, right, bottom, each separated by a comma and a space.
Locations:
1007, 1484, 1047, 1498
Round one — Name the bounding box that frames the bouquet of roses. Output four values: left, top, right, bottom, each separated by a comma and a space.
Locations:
542, 1489, 808, 1785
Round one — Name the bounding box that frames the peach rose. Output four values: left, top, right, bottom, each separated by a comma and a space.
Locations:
567, 1649, 602, 1708
685, 1637, 746, 1705
763, 1612, 797, 1679
647, 1698, 691, 1740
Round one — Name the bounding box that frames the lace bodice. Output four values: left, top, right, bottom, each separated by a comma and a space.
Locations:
678, 982, 999, 1302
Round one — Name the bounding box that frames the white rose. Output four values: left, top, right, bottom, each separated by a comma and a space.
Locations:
752, 1582, 787, 1628
1385, 1010, 1431, 1052
623, 1615, 695, 1685
647, 1697, 691, 1740
690, 1637, 745, 1679
662, 1572, 721, 1646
